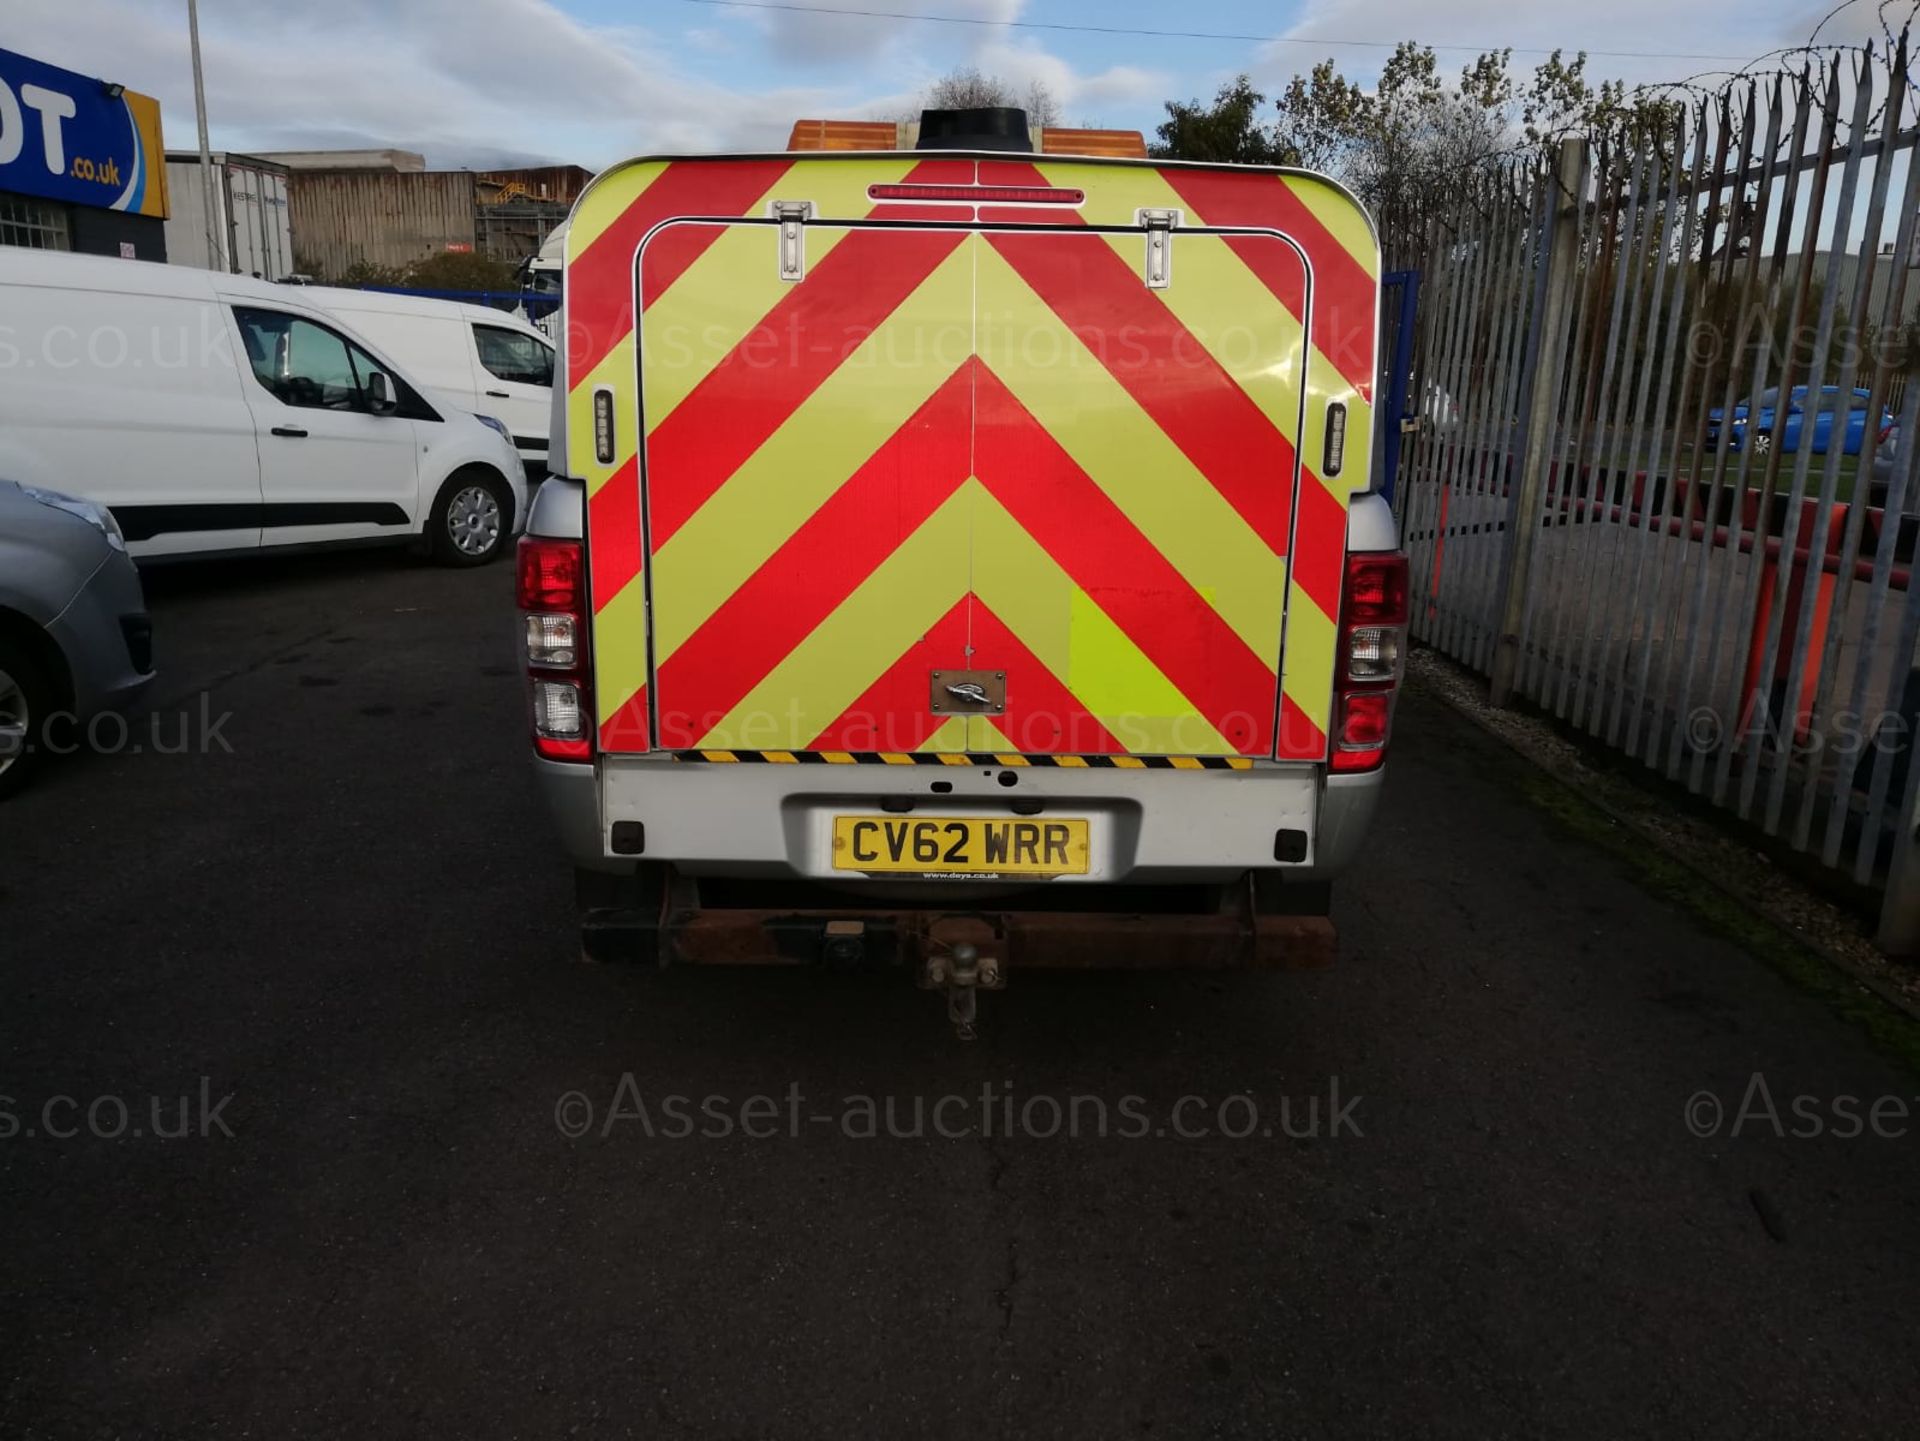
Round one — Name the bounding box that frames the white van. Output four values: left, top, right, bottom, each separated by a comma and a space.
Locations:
512, 223, 565, 340
0, 250, 528, 566
300, 286, 555, 480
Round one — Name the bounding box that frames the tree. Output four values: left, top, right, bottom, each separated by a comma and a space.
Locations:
403, 251, 517, 292
1149, 76, 1281, 164
1270, 61, 1368, 173
334, 258, 404, 287
1153, 46, 1684, 244
912, 66, 1061, 126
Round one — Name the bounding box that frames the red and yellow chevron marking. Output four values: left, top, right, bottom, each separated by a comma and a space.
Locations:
565, 154, 1379, 762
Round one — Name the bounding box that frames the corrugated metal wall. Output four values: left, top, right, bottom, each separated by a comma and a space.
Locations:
287, 170, 476, 278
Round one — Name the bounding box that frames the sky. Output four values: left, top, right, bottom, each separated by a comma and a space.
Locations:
4, 0, 1897, 171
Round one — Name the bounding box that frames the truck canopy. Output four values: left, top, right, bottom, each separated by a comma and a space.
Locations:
562, 152, 1378, 766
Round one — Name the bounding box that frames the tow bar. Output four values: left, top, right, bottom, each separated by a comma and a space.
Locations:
920, 917, 1007, 1041
595, 872, 1336, 1040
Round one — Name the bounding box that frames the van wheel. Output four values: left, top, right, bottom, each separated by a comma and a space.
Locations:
0, 638, 52, 801
428, 467, 511, 566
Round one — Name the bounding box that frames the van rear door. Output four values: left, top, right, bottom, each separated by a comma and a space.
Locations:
969, 227, 1305, 757
640, 222, 975, 754
616, 203, 1307, 762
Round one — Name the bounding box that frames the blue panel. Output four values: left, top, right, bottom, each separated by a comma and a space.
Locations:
0, 46, 168, 216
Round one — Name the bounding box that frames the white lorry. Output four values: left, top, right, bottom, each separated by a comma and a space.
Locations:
163, 152, 294, 281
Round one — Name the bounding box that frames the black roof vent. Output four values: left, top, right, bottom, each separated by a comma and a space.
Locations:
916, 107, 1033, 153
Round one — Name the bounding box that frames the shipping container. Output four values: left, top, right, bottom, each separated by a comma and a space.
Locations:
163, 152, 294, 280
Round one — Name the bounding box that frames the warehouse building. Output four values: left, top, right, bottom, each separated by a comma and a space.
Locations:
285, 166, 480, 277
263, 151, 587, 280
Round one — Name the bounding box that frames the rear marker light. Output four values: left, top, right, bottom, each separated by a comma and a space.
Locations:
534, 680, 586, 735
1273, 828, 1309, 863
1332, 691, 1394, 768
536, 734, 593, 764
524, 613, 578, 669
593, 387, 615, 465
1340, 692, 1391, 746
517, 535, 593, 765
1324, 402, 1348, 479
1346, 626, 1402, 683
516, 537, 583, 611
1332, 551, 1410, 774
867, 183, 1085, 205
1342, 552, 1410, 626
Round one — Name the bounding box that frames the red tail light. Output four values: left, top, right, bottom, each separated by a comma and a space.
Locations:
1332, 551, 1409, 773
867, 183, 1084, 205
516, 536, 592, 763
516, 535, 582, 611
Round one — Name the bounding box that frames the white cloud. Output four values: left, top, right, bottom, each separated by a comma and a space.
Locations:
751, 0, 1024, 65
8, 0, 861, 165
969, 38, 1168, 119
1251, 0, 1822, 93
7, 0, 1157, 168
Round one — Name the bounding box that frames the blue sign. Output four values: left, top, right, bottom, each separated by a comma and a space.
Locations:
0, 46, 169, 217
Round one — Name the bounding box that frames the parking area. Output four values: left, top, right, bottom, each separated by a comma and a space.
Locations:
5, 550, 1920, 1436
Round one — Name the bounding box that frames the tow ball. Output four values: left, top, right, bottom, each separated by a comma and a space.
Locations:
919, 918, 1006, 1041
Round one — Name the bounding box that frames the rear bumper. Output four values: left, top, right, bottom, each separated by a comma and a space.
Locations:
535, 754, 1383, 885
583, 870, 1336, 970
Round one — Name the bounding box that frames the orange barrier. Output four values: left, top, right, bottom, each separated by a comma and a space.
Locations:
1741, 500, 1848, 746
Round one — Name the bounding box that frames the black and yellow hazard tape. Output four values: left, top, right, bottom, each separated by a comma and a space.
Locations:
670, 750, 1255, 770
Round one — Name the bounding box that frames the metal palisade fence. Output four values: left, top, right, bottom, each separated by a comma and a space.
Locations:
1394, 36, 1920, 947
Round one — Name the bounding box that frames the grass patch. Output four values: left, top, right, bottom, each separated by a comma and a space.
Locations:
1672, 443, 1867, 502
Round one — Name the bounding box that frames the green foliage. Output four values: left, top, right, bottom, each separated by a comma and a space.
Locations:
908, 67, 1062, 127
335, 258, 404, 287
1271, 61, 1368, 172
1524, 49, 1685, 151
1151, 47, 1687, 238
284, 252, 518, 292
1149, 76, 1281, 164
401, 251, 517, 292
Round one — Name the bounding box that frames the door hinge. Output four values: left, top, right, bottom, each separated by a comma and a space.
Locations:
1138, 207, 1181, 289
772, 200, 814, 281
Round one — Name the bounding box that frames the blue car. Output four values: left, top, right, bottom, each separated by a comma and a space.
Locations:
1706, 385, 1894, 457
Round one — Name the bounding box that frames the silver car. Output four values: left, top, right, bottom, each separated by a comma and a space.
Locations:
1873, 424, 1901, 482
0, 481, 155, 797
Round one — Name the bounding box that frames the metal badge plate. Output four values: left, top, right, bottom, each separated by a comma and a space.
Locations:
929, 670, 1007, 715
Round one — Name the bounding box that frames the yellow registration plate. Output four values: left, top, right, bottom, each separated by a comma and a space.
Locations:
831, 816, 1091, 876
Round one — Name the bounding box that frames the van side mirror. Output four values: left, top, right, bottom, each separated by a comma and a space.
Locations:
366, 370, 396, 414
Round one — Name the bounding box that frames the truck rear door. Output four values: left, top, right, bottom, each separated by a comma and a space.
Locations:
623, 201, 1308, 761
970, 227, 1305, 757
640, 221, 976, 754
